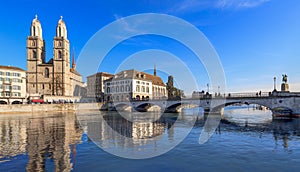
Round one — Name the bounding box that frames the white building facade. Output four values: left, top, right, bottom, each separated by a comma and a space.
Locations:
104, 69, 167, 102
0, 66, 26, 104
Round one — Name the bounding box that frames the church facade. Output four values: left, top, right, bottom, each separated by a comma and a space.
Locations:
26, 15, 84, 101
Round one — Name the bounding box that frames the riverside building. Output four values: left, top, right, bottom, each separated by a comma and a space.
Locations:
87, 72, 114, 102
104, 69, 167, 102
0, 65, 26, 104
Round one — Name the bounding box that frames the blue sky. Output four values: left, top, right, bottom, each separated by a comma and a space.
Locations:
0, 0, 300, 94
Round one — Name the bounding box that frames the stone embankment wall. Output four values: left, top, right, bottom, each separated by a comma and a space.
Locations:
0, 103, 105, 114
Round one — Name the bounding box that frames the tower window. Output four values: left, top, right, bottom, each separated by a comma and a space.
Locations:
59, 27, 62, 37
32, 41, 36, 46
33, 50, 37, 59
58, 51, 62, 58
45, 68, 49, 78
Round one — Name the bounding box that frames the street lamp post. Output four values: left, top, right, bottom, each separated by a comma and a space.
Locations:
273, 77, 277, 91
207, 83, 209, 93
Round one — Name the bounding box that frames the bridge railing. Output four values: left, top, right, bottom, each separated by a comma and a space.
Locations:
225, 92, 270, 98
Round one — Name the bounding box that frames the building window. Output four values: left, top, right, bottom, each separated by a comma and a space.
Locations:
5, 85, 11, 90
146, 87, 149, 93
58, 51, 62, 58
136, 85, 140, 92
142, 86, 145, 92
12, 73, 20, 77
33, 26, 36, 36
107, 87, 110, 93
45, 68, 49, 78
12, 92, 20, 97
59, 27, 62, 37
42, 84, 44, 89
116, 86, 119, 92
12, 85, 20, 90
32, 41, 36, 46
5, 92, 11, 97
6, 72, 10, 76
59, 41, 62, 47
49, 84, 51, 89
121, 86, 124, 92
33, 50, 37, 59
0, 71, 2, 75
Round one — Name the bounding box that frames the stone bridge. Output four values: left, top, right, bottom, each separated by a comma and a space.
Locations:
108, 91, 300, 118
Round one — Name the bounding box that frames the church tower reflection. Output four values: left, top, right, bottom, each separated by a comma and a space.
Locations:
0, 113, 82, 171
26, 113, 82, 171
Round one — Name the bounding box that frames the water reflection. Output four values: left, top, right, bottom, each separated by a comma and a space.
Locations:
0, 113, 82, 171
1, 109, 300, 170
103, 113, 177, 139
76, 111, 196, 159
220, 107, 300, 149
272, 119, 300, 148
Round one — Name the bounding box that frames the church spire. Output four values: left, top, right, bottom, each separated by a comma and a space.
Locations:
30, 14, 43, 38
56, 15, 67, 38
154, 64, 156, 76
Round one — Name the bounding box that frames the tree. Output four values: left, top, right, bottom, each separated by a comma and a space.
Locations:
166, 75, 184, 99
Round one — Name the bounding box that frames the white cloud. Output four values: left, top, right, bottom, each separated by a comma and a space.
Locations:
215, 0, 270, 9
168, 0, 270, 13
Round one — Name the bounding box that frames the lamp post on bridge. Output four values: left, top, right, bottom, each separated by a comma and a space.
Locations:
207, 83, 209, 93
273, 76, 277, 91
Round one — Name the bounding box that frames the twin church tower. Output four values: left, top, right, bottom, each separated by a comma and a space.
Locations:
26, 15, 83, 98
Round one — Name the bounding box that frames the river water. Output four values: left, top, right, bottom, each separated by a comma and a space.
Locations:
1, 106, 300, 171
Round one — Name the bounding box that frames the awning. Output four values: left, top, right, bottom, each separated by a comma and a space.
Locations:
31, 99, 44, 103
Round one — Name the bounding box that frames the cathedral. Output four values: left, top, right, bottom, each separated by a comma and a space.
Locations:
26, 15, 84, 101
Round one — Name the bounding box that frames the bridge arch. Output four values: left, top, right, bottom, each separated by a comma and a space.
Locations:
135, 102, 162, 112
164, 102, 199, 113
0, 100, 8, 104
210, 100, 276, 114
114, 103, 132, 112
12, 100, 22, 104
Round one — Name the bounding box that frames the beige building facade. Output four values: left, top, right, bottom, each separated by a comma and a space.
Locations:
26, 15, 84, 101
0, 66, 27, 104
87, 72, 114, 101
